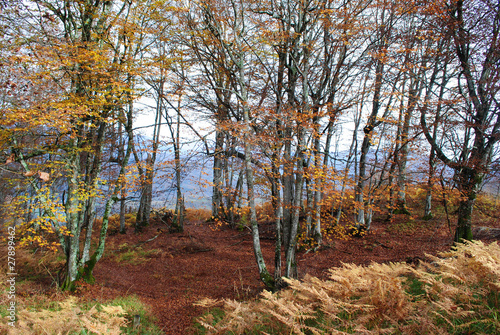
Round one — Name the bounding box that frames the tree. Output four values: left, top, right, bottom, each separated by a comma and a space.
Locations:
180, 0, 276, 288
0, 0, 146, 289
354, 0, 399, 231
421, 0, 500, 242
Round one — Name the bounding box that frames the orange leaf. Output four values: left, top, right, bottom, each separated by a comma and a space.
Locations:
5, 153, 15, 164
24, 171, 36, 177
38, 171, 50, 182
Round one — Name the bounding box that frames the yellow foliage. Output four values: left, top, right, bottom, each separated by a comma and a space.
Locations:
184, 208, 212, 222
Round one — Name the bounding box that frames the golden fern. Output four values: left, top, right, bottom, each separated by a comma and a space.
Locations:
196, 241, 500, 334
7, 296, 128, 335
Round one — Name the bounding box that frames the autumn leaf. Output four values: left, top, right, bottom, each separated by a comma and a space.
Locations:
38, 171, 50, 182
5, 153, 15, 164
24, 170, 36, 177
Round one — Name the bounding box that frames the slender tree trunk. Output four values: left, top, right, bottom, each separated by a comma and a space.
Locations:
62, 157, 82, 290
285, 130, 305, 278
243, 104, 274, 289
423, 152, 436, 220
395, 73, 423, 215
173, 105, 184, 232
282, 134, 294, 251
118, 121, 127, 234
212, 129, 224, 218
271, 157, 283, 290
312, 133, 323, 247
355, 56, 384, 230
119, 188, 127, 233
424, 65, 447, 220
305, 177, 312, 236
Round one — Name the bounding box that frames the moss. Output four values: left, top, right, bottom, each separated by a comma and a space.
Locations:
260, 271, 275, 292
80, 255, 97, 285
393, 207, 411, 215
60, 274, 77, 292
422, 213, 433, 221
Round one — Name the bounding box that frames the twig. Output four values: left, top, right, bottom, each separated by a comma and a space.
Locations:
374, 241, 393, 249
136, 233, 161, 246
230, 240, 245, 246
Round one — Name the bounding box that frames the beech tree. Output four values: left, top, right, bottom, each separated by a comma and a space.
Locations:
421, 0, 500, 242
178, 0, 377, 286
0, 0, 147, 289
354, 0, 400, 231
179, 0, 276, 288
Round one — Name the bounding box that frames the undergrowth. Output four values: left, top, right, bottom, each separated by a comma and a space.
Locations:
1, 296, 127, 334
195, 240, 500, 334
113, 243, 162, 265
0, 293, 163, 334
0, 245, 163, 334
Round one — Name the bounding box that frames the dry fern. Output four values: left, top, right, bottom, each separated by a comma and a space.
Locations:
7, 296, 128, 335
196, 241, 500, 334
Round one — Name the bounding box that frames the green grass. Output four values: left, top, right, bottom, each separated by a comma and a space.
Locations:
107, 295, 164, 335
404, 274, 427, 300
114, 244, 161, 265
192, 307, 226, 335
0, 283, 163, 334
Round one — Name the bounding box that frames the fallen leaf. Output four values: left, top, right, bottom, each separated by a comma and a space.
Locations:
5, 153, 15, 164
38, 171, 50, 182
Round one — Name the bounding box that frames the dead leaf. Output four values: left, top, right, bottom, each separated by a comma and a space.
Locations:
5, 153, 15, 164
23, 170, 36, 177
38, 171, 50, 182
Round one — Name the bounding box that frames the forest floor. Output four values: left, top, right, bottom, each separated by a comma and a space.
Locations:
73, 207, 499, 334
9, 201, 500, 334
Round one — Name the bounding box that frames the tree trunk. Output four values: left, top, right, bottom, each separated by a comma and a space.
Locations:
212, 129, 224, 219
305, 177, 312, 236
61, 156, 82, 290
136, 171, 153, 231
454, 167, 481, 242
454, 196, 474, 242
312, 134, 323, 247
271, 157, 283, 290
423, 151, 436, 220
282, 135, 294, 252
243, 104, 274, 289
172, 102, 184, 232
81, 102, 135, 285
285, 131, 305, 278
355, 54, 384, 231
119, 189, 127, 233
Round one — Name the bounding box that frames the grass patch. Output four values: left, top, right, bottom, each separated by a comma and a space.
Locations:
192, 307, 226, 334
104, 295, 163, 335
113, 243, 161, 265
404, 274, 427, 300
387, 218, 421, 234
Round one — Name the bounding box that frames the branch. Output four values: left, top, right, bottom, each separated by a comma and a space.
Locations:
420, 105, 455, 170
224, 148, 264, 170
